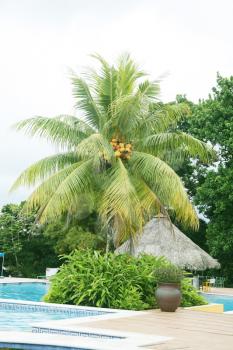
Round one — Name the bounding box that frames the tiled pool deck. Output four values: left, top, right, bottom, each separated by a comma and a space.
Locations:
207, 287, 233, 295
69, 287, 233, 350
80, 307, 233, 350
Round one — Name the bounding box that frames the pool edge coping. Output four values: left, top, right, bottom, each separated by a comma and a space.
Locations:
0, 278, 48, 284
0, 297, 141, 315
199, 292, 233, 313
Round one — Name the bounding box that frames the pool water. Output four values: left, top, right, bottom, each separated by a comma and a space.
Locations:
0, 302, 108, 332
0, 283, 109, 332
0, 309, 80, 331
203, 293, 233, 312
0, 283, 48, 301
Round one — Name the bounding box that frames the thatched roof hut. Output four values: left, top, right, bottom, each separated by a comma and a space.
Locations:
116, 216, 220, 271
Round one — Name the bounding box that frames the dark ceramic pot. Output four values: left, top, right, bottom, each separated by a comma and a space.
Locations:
155, 282, 181, 312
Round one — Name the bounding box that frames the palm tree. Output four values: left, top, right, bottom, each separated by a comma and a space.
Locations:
11, 54, 214, 248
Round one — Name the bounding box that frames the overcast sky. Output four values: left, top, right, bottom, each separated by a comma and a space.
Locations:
0, 0, 232, 207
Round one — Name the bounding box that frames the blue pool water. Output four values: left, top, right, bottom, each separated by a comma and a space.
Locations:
0, 303, 107, 332
0, 301, 109, 332
0, 283, 48, 301
203, 293, 233, 312
0, 283, 110, 332
0, 309, 79, 331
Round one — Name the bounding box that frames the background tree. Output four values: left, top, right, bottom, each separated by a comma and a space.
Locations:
0, 202, 103, 277
177, 75, 233, 286
196, 166, 233, 284
0, 202, 58, 276
43, 212, 105, 254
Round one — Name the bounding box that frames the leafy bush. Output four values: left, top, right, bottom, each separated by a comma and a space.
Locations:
181, 278, 208, 307
155, 266, 184, 283
44, 250, 206, 310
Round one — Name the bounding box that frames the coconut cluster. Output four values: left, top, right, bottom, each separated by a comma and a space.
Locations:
110, 139, 132, 160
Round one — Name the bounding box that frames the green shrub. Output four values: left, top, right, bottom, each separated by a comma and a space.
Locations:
155, 265, 184, 283
44, 250, 206, 310
180, 278, 208, 307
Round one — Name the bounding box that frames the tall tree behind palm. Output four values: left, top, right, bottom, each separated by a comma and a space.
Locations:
12, 54, 214, 247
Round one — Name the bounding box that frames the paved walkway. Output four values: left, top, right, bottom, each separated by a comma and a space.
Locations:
77, 308, 233, 350
208, 287, 233, 295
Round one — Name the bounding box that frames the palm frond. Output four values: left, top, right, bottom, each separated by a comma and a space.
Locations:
71, 76, 102, 129
90, 54, 117, 114
153, 103, 190, 132
137, 80, 160, 100
137, 103, 189, 137
10, 152, 79, 191
143, 132, 215, 162
116, 53, 146, 96
77, 133, 114, 164
100, 158, 143, 244
153, 147, 191, 170
24, 160, 93, 221
132, 177, 162, 217
55, 115, 95, 134
14, 116, 92, 148
130, 151, 199, 229
106, 94, 142, 137
39, 159, 93, 222
66, 192, 96, 218
103, 81, 159, 138
23, 162, 82, 212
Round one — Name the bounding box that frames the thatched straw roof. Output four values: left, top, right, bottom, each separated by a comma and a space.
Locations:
116, 216, 220, 271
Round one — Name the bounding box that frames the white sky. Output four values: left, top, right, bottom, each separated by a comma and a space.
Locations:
0, 0, 232, 207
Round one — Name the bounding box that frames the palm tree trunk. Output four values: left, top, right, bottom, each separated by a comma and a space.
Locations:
11, 233, 19, 270
105, 226, 111, 254
129, 235, 135, 255
106, 233, 110, 253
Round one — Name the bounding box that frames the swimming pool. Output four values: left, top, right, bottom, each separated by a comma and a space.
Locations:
0, 283, 48, 301
0, 282, 170, 349
0, 283, 113, 332
203, 293, 233, 312
0, 301, 110, 332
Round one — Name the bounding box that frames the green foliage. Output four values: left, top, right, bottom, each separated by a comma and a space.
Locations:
181, 279, 207, 307
195, 166, 233, 285
18, 234, 59, 277
155, 266, 184, 283
44, 251, 165, 309
44, 224, 104, 255
184, 75, 233, 161
45, 250, 206, 310
12, 54, 214, 245
177, 75, 233, 286
0, 203, 103, 277
175, 219, 208, 252
43, 210, 105, 255
0, 202, 59, 277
